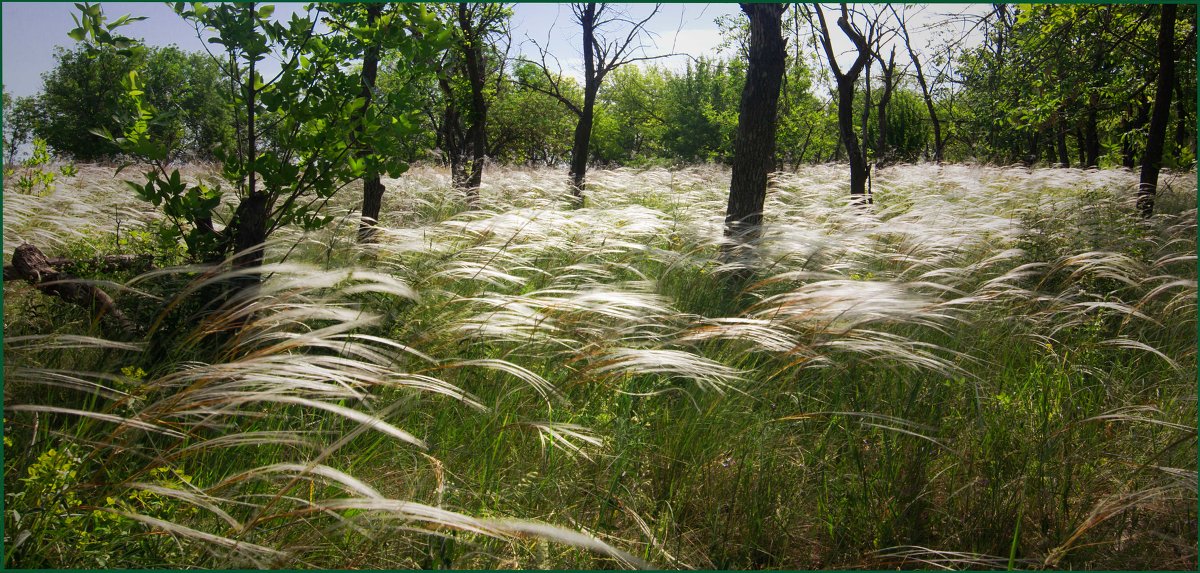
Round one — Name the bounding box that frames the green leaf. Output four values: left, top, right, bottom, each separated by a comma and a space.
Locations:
88, 127, 115, 142
257, 4, 274, 19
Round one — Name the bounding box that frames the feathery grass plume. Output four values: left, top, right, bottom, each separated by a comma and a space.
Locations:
587, 348, 746, 394
5, 160, 1195, 568
2, 257, 639, 567
516, 421, 605, 461
869, 545, 1033, 570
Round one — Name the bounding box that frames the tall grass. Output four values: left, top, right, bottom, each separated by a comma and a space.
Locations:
4, 161, 1195, 568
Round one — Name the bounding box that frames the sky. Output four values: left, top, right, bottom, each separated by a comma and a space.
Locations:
2, 2, 988, 99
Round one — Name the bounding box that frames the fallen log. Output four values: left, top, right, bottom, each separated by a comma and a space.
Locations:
7, 243, 139, 336
3, 253, 154, 282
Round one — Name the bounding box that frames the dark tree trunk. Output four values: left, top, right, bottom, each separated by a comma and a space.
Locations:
359, 178, 385, 241
841, 81, 869, 197
875, 47, 896, 167
1173, 81, 1188, 158
1055, 122, 1069, 167
437, 5, 497, 205
231, 193, 268, 271
568, 3, 598, 200
1084, 103, 1101, 168
438, 72, 467, 189
901, 21, 942, 163
861, 50, 871, 159
813, 4, 872, 202
1138, 4, 1177, 218
723, 3, 786, 246
232, 7, 264, 280
569, 88, 597, 195
357, 4, 386, 243
460, 2, 488, 203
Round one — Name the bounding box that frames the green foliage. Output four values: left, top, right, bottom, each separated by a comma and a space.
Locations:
320, 2, 451, 175
4, 441, 201, 568
777, 52, 834, 166
72, 2, 448, 263
660, 57, 743, 163
140, 47, 237, 160
950, 4, 1196, 166
487, 62, 579, 166
37, 45, 131, 160
416, 1, 509, 185
866, 87, 930, 162
591, 66, 668, 165
3, 92, 44, 165
4, 138, 75, 196
34, 44, 233, 162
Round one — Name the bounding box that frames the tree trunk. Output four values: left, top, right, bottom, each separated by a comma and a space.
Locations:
861, 51, 871, 160
231, 193, 267, 271
233, 6, 264, 280
1138, 3, 1176, 218
568, 3, 598, 200
357, 4, 385, 243
569, 88, 596, 196
875, 47, 896, 167
460, 2, 488, 203
359, 178, 385, 242
1055, 122, 1069, 168
813, 4, 872, 202
1084, 102, 1101, 168
841, 81, 869, 198
723, 3, 786, 247
902, 25, 942, 163
438, 73, 468, 189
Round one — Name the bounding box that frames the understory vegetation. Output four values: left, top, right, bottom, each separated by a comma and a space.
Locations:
3, 162, 1195, 569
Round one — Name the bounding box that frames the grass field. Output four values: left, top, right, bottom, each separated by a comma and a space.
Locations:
3, 162, 1196, 569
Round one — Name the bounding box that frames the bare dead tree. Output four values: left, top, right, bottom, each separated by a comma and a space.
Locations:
891, 5, 944, 163
873, 45, 898, 167
806, 3, 873, 202
859, 12, 874, 178
519, 3, 675, 202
